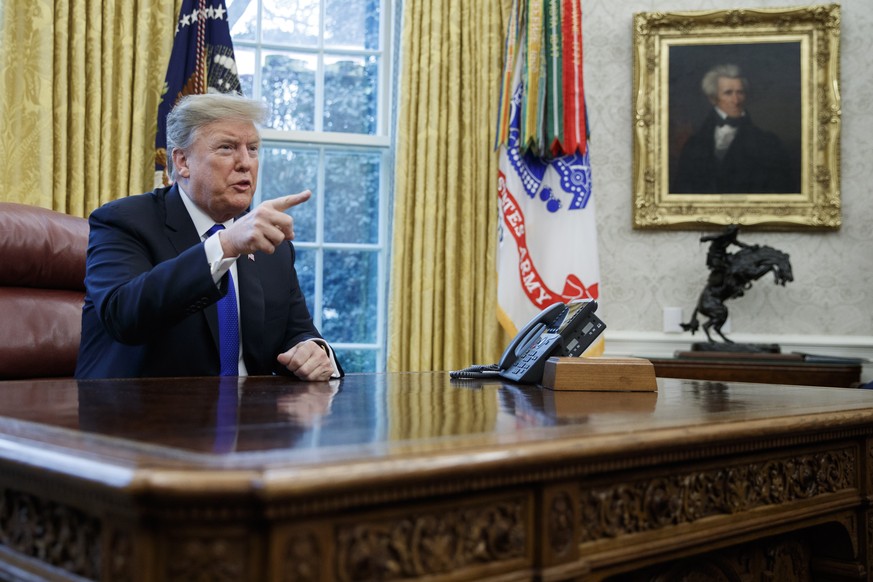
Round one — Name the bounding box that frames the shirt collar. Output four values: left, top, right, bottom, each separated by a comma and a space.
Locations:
714, 107, 746, 121
177, 184, 234, 239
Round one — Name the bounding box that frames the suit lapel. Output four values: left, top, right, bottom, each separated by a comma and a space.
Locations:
161, 185, 220, 348
162, 186, 202, 252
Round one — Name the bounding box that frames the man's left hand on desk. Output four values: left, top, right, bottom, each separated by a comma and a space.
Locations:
278, 339, 337, 381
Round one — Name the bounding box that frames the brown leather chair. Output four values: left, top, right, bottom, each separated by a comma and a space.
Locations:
0, 203, 89, 379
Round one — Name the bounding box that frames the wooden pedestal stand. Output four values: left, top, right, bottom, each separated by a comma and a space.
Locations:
541, 357, 658, 392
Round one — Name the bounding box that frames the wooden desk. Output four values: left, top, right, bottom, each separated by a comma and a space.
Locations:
649, 355, 863, 387
2, 374, 873, 581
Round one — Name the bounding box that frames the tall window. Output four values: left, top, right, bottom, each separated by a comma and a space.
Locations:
228, 0, 392, 372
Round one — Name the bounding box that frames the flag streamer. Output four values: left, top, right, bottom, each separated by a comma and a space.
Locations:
544, 0, 563, 154
154, 0, 241, 186
495, 0, 588, 157
495, 0, 523, 150
521, 0, 546, 152
561, 0, 587, 155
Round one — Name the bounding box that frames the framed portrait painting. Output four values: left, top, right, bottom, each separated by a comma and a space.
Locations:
631, 5, 841, 230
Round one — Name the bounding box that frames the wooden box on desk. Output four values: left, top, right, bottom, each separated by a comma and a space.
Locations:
541, 356, 658, 392
541, 357, 658, 418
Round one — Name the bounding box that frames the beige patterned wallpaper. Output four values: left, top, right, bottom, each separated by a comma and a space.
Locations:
583, 0, 873, 346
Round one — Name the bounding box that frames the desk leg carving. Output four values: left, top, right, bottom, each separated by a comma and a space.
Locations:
536, 483, 579, 571
105, 527, 134, 581
547, 490, 575, 558
279, 530, 321, 582
165, 534, 249, 581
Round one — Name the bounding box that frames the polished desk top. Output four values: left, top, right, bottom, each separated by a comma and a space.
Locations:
5, 373, 873, 582
3, 373, 873, 499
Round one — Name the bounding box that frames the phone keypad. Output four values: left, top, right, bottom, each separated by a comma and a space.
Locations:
503, 334, 561, 382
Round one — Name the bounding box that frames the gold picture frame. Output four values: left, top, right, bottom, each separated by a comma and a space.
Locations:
631, 4, 841, 230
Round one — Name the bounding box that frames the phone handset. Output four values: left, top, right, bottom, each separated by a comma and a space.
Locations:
498, 302, 565, 371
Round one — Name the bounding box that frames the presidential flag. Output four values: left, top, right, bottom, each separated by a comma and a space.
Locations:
155, 0, 241, 186
495, 0, 601, 345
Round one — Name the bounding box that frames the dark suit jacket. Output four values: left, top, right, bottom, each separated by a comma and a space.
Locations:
75, 185, 337, 379
672, 111, 795, 194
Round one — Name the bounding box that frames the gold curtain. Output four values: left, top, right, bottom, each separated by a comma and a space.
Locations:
388, 0, 512, 371
0, 0, 179, 216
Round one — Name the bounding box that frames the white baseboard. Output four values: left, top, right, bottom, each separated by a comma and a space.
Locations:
601, 331, 873, 384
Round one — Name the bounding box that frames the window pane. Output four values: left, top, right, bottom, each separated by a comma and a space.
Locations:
262, 0, 319, 46
323, 55, 378, 134
324, 0, 381, 50
293, 247, 316, 317
324, 151, 379, 243
323, 250, 377, 343
262, 52, 316, 131
235, 48, 256, 97
259, 147, 319, 242
334, 349, 377, 373
227, 0, 257, 41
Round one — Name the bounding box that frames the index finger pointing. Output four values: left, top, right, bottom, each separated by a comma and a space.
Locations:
265, 190, 312, 211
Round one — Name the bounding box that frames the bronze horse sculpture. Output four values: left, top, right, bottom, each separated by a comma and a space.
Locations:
682, 227, 793, 343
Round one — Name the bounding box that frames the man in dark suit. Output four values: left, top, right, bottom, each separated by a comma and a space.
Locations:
76, 92, 342, 380
672, 64, 794, 194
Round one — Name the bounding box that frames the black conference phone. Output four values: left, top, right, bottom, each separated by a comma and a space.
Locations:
450, 299, 606, 384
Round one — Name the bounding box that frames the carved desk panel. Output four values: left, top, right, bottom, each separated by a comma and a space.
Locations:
1, 374, 873, 581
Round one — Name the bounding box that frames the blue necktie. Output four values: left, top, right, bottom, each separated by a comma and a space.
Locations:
205, 224, 240, 376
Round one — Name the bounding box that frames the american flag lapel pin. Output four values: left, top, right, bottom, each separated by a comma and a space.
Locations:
248, 254, 255, 262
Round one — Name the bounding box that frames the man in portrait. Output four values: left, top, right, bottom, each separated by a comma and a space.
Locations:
672, 64, 794, 194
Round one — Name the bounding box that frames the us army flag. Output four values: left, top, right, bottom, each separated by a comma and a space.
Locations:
496, 11, 601, 340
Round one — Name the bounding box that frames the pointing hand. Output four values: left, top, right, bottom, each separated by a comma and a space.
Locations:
219, 190, 312, 257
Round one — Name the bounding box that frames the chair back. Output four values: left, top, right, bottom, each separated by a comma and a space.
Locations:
0, 203, 88, 379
